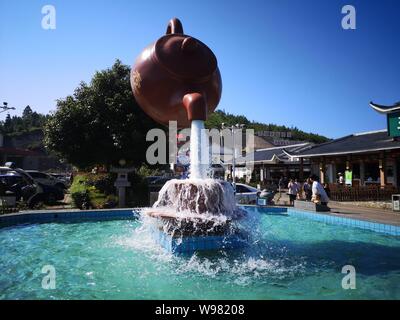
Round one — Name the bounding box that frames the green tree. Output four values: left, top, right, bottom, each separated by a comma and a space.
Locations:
22, 105, 33, 130
22, 105, 33, 118
44, 60, 163, 169
3, 114, 12, 133
0, 105, 48, 134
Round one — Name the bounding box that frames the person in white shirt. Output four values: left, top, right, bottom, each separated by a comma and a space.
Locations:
310, 175, 329, 206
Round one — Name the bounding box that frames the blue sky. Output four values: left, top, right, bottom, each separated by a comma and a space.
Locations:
0, 0, 399, 138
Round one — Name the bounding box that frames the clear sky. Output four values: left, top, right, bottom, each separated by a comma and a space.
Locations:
0, 0, 399, 138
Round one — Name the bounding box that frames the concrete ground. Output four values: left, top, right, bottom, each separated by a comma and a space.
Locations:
328, 201, 400, 226
273, 191, 400, 226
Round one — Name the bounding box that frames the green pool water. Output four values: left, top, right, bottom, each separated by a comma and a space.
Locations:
1, 211, 399, 299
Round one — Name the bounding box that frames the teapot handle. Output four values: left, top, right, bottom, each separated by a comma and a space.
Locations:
166, 18, 184, 35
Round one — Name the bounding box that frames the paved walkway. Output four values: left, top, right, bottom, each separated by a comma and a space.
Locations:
274, 191, 400, 226
327, 201, 400, 226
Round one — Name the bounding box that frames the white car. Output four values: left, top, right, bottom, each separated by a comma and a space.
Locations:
25, 170, 67, 189
235, 183, 260, 204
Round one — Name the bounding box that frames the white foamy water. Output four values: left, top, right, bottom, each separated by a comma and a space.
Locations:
152, 178, 243, 218
189, 120, 209, 179
114, 213, 306, 285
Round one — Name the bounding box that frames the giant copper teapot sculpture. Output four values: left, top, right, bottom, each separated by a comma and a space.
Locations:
131, 18, 222, 128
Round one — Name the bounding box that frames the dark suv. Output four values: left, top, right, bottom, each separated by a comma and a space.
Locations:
0, 165, 64, 207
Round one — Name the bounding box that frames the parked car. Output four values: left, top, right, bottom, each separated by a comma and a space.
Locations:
38, 182, 65, 205
235, 183, 260, 204
0, 174, 34, 207
49, 173, 72, 186
0, 164, 64, 207
26, 170, 67, 189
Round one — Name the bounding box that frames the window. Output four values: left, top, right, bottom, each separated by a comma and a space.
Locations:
236, 185, 249, 193
29, 172, 47, 179
28, 172, 40, 178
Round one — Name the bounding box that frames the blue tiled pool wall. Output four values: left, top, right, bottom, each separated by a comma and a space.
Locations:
244, 206, 287, 214
151, 226, 248, 253
0, 209, 140, 228
240, 205, 400, 237
287, 208, 400, 236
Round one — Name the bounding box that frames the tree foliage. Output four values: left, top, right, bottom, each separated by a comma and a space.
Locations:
44, 60, 162, 169
205, 109, 329, 144
0, 106, 49, 135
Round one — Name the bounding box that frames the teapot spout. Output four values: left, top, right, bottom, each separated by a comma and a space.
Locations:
183, 93, 208, 122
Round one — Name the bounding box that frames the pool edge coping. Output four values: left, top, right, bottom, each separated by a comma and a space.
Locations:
0, 208, 140, 228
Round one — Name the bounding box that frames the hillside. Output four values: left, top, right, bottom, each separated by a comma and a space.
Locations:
205, 110, 329, 144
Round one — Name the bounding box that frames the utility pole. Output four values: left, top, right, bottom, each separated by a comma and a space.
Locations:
221, 123, 245, 192
1, 102, 16, 114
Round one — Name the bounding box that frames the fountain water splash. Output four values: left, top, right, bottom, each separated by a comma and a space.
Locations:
143, 120, 248, 251
146, 178, 246, 239
153, 179, 238, 216
117, 210, 306, 283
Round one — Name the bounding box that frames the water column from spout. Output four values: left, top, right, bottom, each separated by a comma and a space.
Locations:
183, 93, 210, 180
190, 120, 209, 179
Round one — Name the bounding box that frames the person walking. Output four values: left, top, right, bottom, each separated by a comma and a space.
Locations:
279, 176, 284, 189
294, 179, 301, 199
287, 178, 299, 206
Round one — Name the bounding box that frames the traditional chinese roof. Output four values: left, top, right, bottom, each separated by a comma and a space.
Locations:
236, 143, 312, 164
285, 129, 400, 158
370, 101, 400, 114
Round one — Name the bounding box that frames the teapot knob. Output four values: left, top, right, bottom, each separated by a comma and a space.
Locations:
166, 18, 183, 35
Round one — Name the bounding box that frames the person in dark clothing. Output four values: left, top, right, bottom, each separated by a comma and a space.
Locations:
303, 177, 313, 201
323, 183, 331, 198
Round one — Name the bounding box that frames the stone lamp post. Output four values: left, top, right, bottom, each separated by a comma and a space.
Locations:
111, 159, 134, 208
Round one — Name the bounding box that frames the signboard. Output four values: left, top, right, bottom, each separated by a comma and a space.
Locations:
393, 195, 400, 212
387, 111, 400, 137
345, 170, 353, 186
394, 200, 400, 212
256, 131, 292, 138
257, 198, 267, 206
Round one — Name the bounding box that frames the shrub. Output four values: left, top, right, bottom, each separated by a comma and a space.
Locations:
86, 173, 115, 195
103, 194, 118, 209
71, 190, 91, 209
125, 170, 150, 207
69, 174, 108, 209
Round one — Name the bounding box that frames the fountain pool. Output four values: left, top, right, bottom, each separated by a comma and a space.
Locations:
1, 207, 399, 300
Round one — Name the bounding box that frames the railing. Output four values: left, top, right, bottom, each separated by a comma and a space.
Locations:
329, 185, 399, 202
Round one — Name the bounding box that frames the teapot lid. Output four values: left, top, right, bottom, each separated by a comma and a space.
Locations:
154, 19, 217, 81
